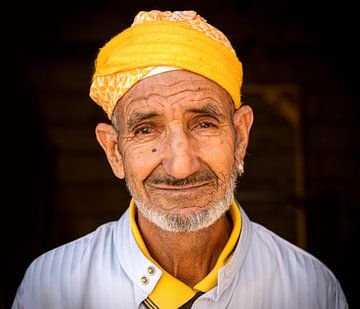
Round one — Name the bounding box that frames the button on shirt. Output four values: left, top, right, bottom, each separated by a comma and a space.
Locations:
12, 201, 347, 308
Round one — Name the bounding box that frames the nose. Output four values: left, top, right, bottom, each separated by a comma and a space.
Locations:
161, 125, 201, 179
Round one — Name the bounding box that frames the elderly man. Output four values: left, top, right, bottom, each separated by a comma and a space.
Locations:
13, 10, 347, 309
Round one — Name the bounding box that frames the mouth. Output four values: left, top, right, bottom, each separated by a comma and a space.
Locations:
148, 182, 210, 193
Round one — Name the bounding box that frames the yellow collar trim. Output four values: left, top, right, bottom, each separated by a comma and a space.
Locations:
194, 201, 241, 292
129, 199, 241, 308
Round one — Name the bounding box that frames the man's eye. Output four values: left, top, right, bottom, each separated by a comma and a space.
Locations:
198, 122, 215, 129
135, 126, 153, 135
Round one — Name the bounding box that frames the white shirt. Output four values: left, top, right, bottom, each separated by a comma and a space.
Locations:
12, 203, 347, 308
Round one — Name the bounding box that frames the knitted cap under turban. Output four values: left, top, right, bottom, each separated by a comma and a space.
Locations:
89, 10, 243, 119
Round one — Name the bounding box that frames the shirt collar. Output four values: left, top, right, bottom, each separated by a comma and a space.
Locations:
129, 199, 242, 308
214, 202, 252, 300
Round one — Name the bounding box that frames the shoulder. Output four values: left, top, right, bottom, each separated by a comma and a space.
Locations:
243, 222, 347, 307
250, 222, 333, 275
32, 219, 120, 271
22, 219, 120, 284
12, 213, 133, 308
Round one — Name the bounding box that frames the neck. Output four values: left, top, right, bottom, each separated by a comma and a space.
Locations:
137, 211, 232, 287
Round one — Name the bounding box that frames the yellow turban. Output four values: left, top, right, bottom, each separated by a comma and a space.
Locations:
89, 10, 243, 119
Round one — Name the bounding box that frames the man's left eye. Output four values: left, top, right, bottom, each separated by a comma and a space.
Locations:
198, 122, 215, 128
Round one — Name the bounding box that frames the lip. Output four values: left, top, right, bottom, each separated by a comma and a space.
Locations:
148, 183, 210, 193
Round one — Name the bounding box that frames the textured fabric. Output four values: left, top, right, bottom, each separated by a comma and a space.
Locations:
89, 10, 243, 119
12, 202, 347, 309
129, 199, 242, 308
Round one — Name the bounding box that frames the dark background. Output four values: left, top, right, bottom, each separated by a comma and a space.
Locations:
3, 0, 358, 308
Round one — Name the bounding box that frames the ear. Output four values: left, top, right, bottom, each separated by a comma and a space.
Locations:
233, 105, 254, 165
95, 123, 125, 179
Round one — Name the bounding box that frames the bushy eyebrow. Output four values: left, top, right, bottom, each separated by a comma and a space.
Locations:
126, 111, 159, 130
187, 103, 225, 119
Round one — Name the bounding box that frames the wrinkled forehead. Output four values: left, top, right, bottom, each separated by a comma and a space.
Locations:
117, 70, 233, 118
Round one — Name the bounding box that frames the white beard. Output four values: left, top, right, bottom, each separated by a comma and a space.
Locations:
126, 167, 238, 233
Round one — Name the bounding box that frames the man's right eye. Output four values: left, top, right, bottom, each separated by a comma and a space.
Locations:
134, 126, 153, 135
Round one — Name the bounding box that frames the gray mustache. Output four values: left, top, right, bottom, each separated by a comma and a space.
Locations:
146, 170, 216, 187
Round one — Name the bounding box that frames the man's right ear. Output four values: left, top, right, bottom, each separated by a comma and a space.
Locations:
95, 123, 125, 179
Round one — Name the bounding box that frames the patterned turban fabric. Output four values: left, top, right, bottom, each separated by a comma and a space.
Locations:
89, 10, 243, 119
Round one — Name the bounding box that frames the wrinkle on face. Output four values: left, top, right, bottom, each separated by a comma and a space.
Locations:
120, 102, 232, 160
114, 70, 237, 227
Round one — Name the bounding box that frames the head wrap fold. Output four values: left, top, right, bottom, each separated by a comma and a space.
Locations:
90, 10, 243, 119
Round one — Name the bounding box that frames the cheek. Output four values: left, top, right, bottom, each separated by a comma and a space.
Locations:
196, 136, 236, 177
122, 143, 161, 186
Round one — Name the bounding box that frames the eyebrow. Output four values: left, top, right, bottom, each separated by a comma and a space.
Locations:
126, 111, 159, 130
187, 103, 225, 119
126, 103, 224, 130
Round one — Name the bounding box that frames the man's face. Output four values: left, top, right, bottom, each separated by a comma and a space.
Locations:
116, 70, 238, 231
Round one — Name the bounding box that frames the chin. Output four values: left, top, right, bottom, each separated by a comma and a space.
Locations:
149, 192, 220, 210
137, 195, 232, 233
